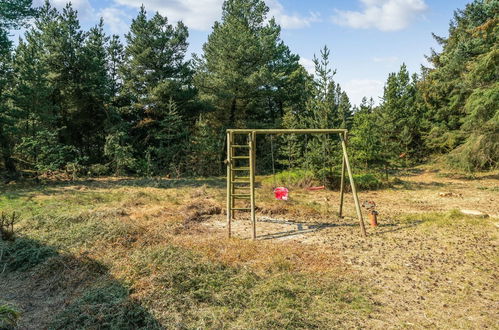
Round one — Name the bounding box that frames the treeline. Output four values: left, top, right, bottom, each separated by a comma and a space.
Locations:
0, 0, 497, 181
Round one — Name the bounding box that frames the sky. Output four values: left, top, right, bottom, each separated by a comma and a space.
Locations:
26, 0, 472, 106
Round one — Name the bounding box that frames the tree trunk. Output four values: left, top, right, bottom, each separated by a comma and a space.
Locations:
229, 97, 236, 127
0, 129, 17, 180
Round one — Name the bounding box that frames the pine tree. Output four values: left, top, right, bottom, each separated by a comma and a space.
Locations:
194, 0, 282, 128
120, 6, 192, 174
376, 64, 422, 169
350, 98, 384, 170
189, 115, 224, 176
0, 48, 16, 175
337, 90, 353, 129
0, 0, 36, 52
142, 98, 188, 175
0, 0, 36, 176
104, 130, 135, 175
421, 0, 498, 170
11, 36, 57, 170
107, 35, 124, 99
300, 46, 350, 176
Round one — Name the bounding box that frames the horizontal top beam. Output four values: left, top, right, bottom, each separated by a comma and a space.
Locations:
227, 129, 347, 135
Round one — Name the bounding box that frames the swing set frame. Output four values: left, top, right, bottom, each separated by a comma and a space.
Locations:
226, 129, 366, 240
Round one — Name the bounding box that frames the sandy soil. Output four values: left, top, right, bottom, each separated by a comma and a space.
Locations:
204, 169, 499, 328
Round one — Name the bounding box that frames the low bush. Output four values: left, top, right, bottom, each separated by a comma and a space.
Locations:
263, 169, 383, 191
350, 173, 384, 190
262, 169, 317, 188
87, 164, 110, 177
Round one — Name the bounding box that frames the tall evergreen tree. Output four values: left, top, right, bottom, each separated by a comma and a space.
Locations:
297, 46, 352, 176
194, 0, 282, 128
376, 64, 422, 168
421, 0, 498, 170
350, 97, 383, 170
107, 35, 124, 99
78, 19, 111, 162
119, 6, 192, 175
0, 0, 36, 176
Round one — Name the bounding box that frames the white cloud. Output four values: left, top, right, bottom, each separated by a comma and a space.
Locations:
35, 0, 95, 20
343, 79, 384, 106
113, 0, 317, 31
299, 57, 315, 75
267, 0, 320, 29
332, 0, 427, 31
99, 7, 130, 35
113, 0, 223, 31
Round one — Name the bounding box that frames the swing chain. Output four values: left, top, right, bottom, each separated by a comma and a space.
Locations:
270, 135, 277, 188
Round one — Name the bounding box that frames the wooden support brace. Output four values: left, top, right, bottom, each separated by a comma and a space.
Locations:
226, 132, 232, 238
340, 132, 367, 237
250, 132, 257, 240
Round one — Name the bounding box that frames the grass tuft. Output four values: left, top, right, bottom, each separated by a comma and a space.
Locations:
0, 303, 21, 328
50, 281, 161, 329
0, 238, 58, 272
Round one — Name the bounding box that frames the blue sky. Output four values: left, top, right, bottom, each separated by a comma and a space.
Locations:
28, 0, 472, 105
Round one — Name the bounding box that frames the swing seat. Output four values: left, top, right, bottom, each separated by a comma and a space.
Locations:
307, 185, 325, 191
274, 187, 289, 200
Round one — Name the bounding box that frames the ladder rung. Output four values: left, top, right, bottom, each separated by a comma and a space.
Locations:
234, 176, 250, 180
231, 208, 251, 211
232, 156, 250, 159
231, 181, 250, 184
232, 194, 251, 199
231, 145, 250, 148
232, 167, 250, 171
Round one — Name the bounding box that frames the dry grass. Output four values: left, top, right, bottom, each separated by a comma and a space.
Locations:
0, 168, 498, 328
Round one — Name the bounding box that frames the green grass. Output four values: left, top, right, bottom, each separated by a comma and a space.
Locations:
0, 188, 123, 218
0, 181, 373, 328
401, 209, 491, 228
12, 209, 144, 251
50, 282, 160, 329
478, 185, 499, 192
0, 303, 21, 328
128, 245, 373, 328
0, 238, 58, 272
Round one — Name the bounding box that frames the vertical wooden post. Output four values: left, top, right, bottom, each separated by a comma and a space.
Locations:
338, 133, 346, 218
230, 133, 235, 220
340, 132, 367, 237
249, 131, 256, 240
226, 131, 232, 238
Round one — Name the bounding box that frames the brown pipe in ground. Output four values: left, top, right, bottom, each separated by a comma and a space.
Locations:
368, 211, 378, 227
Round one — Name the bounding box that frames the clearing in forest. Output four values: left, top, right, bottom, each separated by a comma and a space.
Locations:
0, 168, 498, 328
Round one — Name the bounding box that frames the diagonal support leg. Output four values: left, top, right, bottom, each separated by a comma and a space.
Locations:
340, 132, 366, 237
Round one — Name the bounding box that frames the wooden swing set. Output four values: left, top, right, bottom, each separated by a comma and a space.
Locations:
226, 129, 367, 240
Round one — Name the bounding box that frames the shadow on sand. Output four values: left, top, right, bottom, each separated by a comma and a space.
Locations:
0, 237, 161, 329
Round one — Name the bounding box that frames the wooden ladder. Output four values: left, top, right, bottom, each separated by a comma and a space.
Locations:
226, 131, 256, 239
